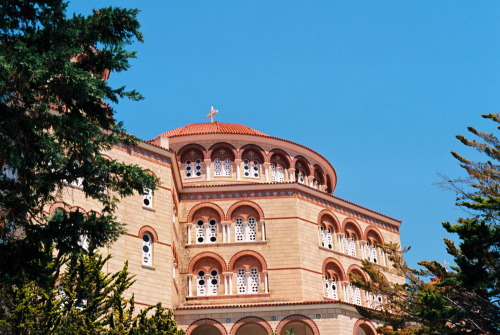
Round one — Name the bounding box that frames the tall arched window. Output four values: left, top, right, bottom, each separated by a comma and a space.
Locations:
195, 219, 218, 244
243, 159, 259, 178
214, 158, 222, 176
185, 159, 203, 178
349, 282, 361, 306
142, 233, 153, 266
324, 275, 338, 299
207, 269, 219, 296
236, 267, 259, 294
197, 270, 207, 296
271, 163, 285, 182
326, 227, 333, 249
297, 171, 305, 183
234, 217, 257, 242
368, 244, 378, 263
237, 268, 246, 294
248, 267, 259, 293
349, 236, 357, 257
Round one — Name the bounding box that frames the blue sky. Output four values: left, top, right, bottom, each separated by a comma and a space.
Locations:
69, 1, 500, 269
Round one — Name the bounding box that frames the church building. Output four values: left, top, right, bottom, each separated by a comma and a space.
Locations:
55, 109, 403, 335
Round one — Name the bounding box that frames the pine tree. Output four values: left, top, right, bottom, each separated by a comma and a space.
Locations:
0, 241, 184, 335
351, 114, 500, 334
0, 0, 157, 284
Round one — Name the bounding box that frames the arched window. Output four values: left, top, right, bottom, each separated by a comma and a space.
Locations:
143, 189, 152, 208
207, 219, 217, 243
243, 159, 260, 178
349, 236, 357, 257
324, 275, 338, 299
207, 269, 219, 296
368, 244, 378, 263
326, 227, 333, 249
349, 282, 361, 306
248, 267, 259, 293
195, 219, 218, 244
234, 217, 257, 242
142, 233, 153, 266
185, 159, 203, 178
196, 219, 205, 243
271, 163, 285, 182
237, 268, 246, 294
236, 267, 259, 294
223, 158, 231, 176
246, 217, 257, 241
197, 270, 207, 296
297, 171, 305, 183
235, 218, 244, 242
214, 158, 222, 176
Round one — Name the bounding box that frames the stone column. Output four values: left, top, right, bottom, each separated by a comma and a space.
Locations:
187, 274, 193, 297
223, 272, 232, 295
307, 175, 314, 187
222, 221, 231, 243
204, 159, 211, 181
235, 158, 242, 181
289, 168, 296, 182
264, 271, 269, 293
187, 223, 192, 245
263, 162, 270, 182
261, 221, 266, 241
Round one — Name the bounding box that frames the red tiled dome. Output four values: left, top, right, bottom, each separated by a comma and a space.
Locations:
157, 122, 270, 138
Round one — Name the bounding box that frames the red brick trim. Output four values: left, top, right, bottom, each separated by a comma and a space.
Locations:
269, 148, 292, 168
363, 225, 385, 245
188, 251, 227, 274
353, 318, 377, 335
275, 314, 320, 335
178, 143, 208, 161
322, 257, 347, 281
318, 209, 341, 232
342, 218, 363, 239
226, 200, 266, 221
186, 318, 227, 335
230, 316, 273, 335
228, 250, 267, 272
138, 225, 159, 243
187, 202, 226, 222
346, 264, 369, 281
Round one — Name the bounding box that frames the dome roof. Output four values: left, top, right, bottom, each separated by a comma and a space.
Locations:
157, 122, 270, 138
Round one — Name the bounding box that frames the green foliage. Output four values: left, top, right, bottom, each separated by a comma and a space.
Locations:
352, 114, 500, 334
0, 247, 184, 335
0, 0, 157, 284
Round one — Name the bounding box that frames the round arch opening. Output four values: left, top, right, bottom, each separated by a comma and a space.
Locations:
281, 321, 314, 335
235, 323, 268, 335
191, 325, 222, 335
356, 324, 377, 335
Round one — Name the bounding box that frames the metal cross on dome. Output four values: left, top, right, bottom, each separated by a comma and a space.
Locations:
207, 106, 218, 123
443, 260, 449, 272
